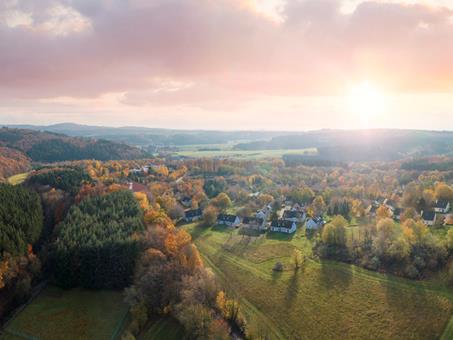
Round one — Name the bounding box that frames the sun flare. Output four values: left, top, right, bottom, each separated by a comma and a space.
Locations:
348, 82, 387, 126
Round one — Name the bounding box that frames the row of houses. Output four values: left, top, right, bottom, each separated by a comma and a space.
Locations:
184, 208, 324, 234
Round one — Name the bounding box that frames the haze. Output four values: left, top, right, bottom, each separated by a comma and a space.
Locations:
1, 0, 453, 131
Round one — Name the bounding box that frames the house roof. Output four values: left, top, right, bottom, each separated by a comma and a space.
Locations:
307, 216, 324, 224
422, 211, 436, 221
218, 214, 239, 223
271, 219, 295, 229
283, 210, 300, 219
129, 182, 147, 193
435, 200, 450, 209
185, 208, 202, 218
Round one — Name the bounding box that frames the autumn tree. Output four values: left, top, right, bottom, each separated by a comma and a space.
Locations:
211, 193, 232, 212
312, 196, 326, 217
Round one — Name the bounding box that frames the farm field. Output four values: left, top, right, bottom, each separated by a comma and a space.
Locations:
1, 286, 128, 340
6, 172, 29, 186
174, 148, 317, 159
183, 223, 453, 340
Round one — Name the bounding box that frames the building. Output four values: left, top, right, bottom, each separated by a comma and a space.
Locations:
242, 217, 265, 230
422, 211, 436, 226
128, 182, 147, 193
270, 219, 297, 233
217, 214, 241, 227
185, 208, 202, 222
434, 200, 451, 214
306, 217, 325, 230
392, 208, 402, 221
180, 196, 192, 208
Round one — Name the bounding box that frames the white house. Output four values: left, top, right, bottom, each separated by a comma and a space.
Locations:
422, 211, 436, 226
305, 217, 325, 230
434, 200, 451, 214
270, 219, 297, 233
185, 208, 202, 222
217, 214, 241, 227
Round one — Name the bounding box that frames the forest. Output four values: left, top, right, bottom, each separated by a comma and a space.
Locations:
52, 190, 144, 289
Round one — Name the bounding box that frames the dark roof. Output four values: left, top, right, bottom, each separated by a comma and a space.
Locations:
243, 217, 264, 225
185, 208, 202, 218
283, 210, 300, 219
393, 208, 402, 216
435, 200, 450, 209
218, 214, 239, 222
271, 219, 295, 229
422, 211, 436, 221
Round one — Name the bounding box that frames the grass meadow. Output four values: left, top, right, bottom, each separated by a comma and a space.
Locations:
1, 286, 128, 340
183, 223, 453, 340
6, 173, 29, 186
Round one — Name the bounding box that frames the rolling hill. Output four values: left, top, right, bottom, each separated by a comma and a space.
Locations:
0, 127, 148, 163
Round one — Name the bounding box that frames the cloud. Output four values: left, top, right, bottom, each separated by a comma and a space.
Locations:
0, 0, 453, 112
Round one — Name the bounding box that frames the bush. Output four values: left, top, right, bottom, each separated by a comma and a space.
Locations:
273, 262, 283, 272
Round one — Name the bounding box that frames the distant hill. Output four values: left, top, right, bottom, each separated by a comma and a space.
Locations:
0, 127, 148, 163
235, 129, 453, 162
6, 123, 291, 146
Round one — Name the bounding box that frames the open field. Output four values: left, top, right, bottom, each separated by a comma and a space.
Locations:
138, 317, 186, 340
183, 223, 453, 340
1, 286, 128, 340
6, 173, 29, 186
174, 148, 317, 159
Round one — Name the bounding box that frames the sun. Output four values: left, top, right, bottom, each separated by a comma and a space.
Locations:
347, 81, 387, 127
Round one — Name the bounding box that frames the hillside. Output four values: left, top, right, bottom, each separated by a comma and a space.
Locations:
0, 128, 147, 162
0, 147, 31, 181
6, 123, 289, 146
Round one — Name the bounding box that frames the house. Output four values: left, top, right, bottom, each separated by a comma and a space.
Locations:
270, 219, 297, 233
128, 182, 147, 193
383, 199, 397, 212
392, 208, 402, 221
256, 204, 272, 220
242, 217, 265, 230
282, 210, 305, 223
422, 211, 436, 226
180, 196, 192, 208
305, 217, 325, 230
185, 208, 202, 222
434, 200, 451, 214
366, 204, 378, 217
217, 214, 241, 227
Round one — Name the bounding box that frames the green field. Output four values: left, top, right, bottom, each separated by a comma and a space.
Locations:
6, 173, 29, 186
1, 286, 128, 340
183, 223, 453, 339
174, 148, 317, 159
138, 317, 186, 340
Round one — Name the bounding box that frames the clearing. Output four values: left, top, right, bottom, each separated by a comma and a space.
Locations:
1, 286, 128, 340
183, 223, 453, 340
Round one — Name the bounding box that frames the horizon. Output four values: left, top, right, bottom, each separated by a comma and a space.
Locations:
4, 121, 453, 134
2, 0, 453, 130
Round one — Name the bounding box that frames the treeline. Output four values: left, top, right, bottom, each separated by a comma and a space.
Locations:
0, 184, 43, 256
27, 139, 146, 162
401, 158, 453, 171
282, 154, 346, 168
124, 207, 246, 339
316, 216, 447, 279
28, 167, 91, 194
0, 184, 43, 316
53, 190, 144, 289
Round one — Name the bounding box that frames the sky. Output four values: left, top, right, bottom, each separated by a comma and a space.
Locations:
1, 0, 453, 131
